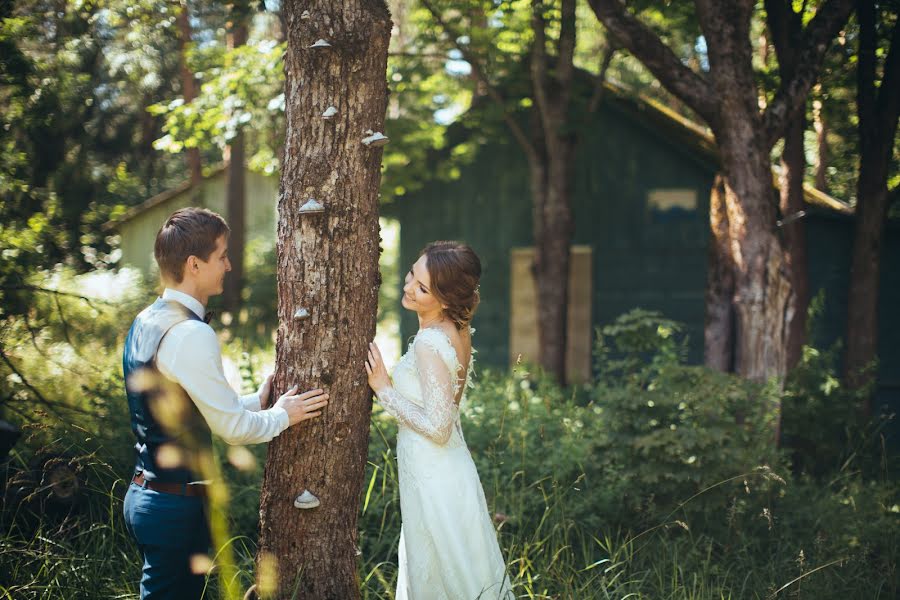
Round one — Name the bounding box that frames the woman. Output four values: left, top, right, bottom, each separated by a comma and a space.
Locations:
365, 241, 514, 600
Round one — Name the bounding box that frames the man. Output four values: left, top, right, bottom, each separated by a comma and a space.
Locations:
122, 207, 328, 599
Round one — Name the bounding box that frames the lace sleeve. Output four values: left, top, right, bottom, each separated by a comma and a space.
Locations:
375, 339, 456, 445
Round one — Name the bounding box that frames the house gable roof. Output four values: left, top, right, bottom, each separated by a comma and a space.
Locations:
600, 78, 852, 215
103, 164, 228, 231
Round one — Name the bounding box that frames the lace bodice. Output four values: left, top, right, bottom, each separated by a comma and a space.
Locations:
375, 327, 475, 446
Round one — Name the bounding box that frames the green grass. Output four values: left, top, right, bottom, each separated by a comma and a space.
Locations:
1, 418, 896, 599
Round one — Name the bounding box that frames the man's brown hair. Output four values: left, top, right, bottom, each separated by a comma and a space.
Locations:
154, 208, 230, 283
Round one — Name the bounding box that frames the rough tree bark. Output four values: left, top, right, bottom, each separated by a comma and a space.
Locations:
704, 174, 735, 371
589, 0, 853, 382
766, 0, 811, 371
777, 114, 809, 371
224, 3, 249, 313
177, 1, 202, 185
845, 1, 899, 411
256, 1, 391, 598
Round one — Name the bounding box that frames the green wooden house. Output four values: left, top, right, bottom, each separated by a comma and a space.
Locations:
382, 83, 899, 415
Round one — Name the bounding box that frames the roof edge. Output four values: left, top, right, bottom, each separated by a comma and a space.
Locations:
103, 163, 228, 231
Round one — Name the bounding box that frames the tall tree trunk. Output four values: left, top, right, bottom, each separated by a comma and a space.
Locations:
766, 0, 810, 372
528, 0, 577, 384
533, 148, 574, 383
139, 93, 158, 196
706, 4, 792, 383
779, 115, 809, 371
256, 1, 391, 598
845, 1, 899, 410
177, 1, 202, 185
224, 8, 249, 313
704, 174, 735, 371
716, 118, 792, 382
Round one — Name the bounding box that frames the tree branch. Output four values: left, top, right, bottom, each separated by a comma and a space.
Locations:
587, 42, 618, 115
2, 285, 113, 307
0, 345, 57, 415
762, 0, 854, 148
419, 0, 541, 166
531, 0, 552, 129
587, 0, 716, 125
764, 0, 801, 72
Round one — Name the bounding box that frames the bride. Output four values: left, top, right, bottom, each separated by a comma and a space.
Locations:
365, 241, 514, 600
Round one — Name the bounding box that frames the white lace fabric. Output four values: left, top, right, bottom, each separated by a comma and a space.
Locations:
375, 329, 462, 444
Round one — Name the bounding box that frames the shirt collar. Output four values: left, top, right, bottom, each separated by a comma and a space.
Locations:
162, 288, 206, 320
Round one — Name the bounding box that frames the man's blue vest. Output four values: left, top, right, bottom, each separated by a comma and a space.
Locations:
123, 298, 212, 483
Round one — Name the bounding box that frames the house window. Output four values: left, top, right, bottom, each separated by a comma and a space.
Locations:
509, 246, 593, 383
647, 189, 698, 222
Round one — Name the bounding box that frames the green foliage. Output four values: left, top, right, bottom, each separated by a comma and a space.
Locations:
593, 308, 688, 384
0, 0, 193, 284
588, 310, 783, 528
149, 35, 286, 175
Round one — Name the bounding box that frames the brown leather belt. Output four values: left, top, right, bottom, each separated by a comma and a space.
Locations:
132, 473, 208, 498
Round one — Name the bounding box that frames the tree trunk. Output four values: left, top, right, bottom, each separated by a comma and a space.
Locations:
704, 174, 735, 371
705, 4, 792, 383
846, 169, 889, 405
224, 12, 249, 313
177, 2, 202, 185
225, 134, 246, 312
718, 132, 792, 383
533, 149, 574, 383
529, 0, 577, 384
844, 0, 899, 411
779, 114, 809, 371
256, 1, 391, 598
766, 0, 810, 372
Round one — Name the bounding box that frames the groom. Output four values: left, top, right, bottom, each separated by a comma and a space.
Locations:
122, 207, 329, 599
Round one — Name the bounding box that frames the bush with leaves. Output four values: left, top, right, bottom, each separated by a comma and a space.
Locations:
588, 310, 784, 530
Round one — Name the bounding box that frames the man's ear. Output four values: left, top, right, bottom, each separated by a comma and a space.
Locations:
185, 255, 199, 275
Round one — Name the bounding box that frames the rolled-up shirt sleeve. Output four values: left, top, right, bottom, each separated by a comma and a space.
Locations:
157, 322, 289, 445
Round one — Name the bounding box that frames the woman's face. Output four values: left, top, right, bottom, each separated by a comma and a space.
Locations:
401, 254, 443, 316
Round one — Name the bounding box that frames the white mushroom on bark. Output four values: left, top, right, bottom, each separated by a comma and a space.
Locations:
293, 489, 320, 509
361, 130, 389, 147
298, 198, 325, 214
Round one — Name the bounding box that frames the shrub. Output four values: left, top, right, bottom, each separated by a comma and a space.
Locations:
590, 310, 784, 529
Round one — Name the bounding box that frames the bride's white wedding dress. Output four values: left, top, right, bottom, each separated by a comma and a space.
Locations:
375, 327, 514, 600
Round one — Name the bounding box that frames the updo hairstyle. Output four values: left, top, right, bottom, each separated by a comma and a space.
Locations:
420, 241, 482, 330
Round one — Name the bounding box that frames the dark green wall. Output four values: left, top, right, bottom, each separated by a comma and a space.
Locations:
805, 213, 900, 413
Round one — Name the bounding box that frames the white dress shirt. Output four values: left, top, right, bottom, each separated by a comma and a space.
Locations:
156, 288, 290, 445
